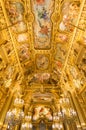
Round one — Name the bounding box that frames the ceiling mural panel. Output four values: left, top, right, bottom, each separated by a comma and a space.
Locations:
36, 54, 50, 70
31, 0, 54, 49
27, 73, 50, 85
59, 1, 80, 32
5, 1, 24, 24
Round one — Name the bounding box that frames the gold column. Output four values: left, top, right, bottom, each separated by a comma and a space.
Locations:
24, 102, 32, 115
0, 92, 13, 129
71, 93, 84, 130
14, 125, 20, 130
75, 96, 86, 127
2, 94, 15, 130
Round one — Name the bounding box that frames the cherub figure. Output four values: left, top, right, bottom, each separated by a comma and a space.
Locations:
38, 7, 49, 20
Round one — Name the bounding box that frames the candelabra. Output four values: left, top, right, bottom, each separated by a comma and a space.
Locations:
52, 112, 63, 130
58, 97, 77, 121
58, 107, 77, 122
52, 123, 63, 130
52, 96, 77, 130
5, 98, 24, 129
21, 112, 32, 130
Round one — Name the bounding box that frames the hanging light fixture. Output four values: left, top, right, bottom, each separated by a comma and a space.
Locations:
5, 98, 24, 128
58, 96, 77, 121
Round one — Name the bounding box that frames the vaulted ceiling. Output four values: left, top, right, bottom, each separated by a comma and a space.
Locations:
0, 0, 86, 104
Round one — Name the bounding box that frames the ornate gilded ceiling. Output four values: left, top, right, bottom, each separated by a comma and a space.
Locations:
0, 0, 86, 99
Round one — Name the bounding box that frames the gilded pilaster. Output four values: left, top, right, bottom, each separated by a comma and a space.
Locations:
71, 93, 85, 130
0, 92, 13, 129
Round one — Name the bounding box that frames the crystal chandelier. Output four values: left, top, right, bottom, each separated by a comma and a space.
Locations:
58, 97, 77, 120
58, 107, 77, 120
5, 98, 24, 129
52, 95, 77, 130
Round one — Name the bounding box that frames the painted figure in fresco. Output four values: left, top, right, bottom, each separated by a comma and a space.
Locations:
38, 7, 49, 20
56, 61, 62, 68
59, 1, 80, 32
36, 0, 45, 5
39, 25, 49, 36
32, 0, 54, 49
5, 1, 24, 24
36, 55, 49, 70
19, 44, 30, 62
58, 33, 68, 42
6, 1, 19, 21
29, 73, 50, 84
33, 106, 52, 121
38, 21, 49, 37
59, 15, 73, 32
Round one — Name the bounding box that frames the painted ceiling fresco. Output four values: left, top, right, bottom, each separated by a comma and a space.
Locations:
1, 0, 85, 90
31, 0, 54, 49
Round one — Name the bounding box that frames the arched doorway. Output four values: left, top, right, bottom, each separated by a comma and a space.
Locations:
32, 120, 52, 130
39, 120, 46, 130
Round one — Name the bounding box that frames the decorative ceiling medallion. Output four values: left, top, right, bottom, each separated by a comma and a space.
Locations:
31, 0, 54, 49
36, 54, 49, 70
